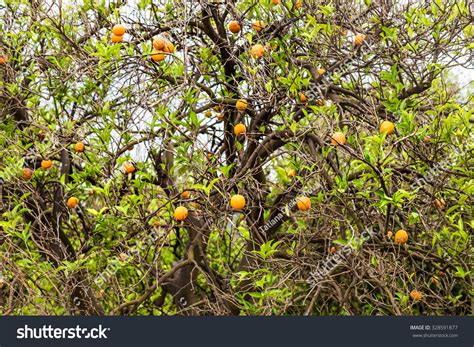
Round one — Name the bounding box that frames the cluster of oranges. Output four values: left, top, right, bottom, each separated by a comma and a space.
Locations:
111, 24, 126, 43
151, 36, 175, 62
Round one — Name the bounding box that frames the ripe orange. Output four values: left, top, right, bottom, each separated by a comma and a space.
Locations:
299, 92, 307, 103
394, 229, 408, 245
181, 191, 190, 199
41, 159, 53, 169
22, 168, 34, 180
112, 24, 126, 36
317, 67, 326, 75
297, 196, 311, 211
330, 132, 346, 146
111, 33, 123, 43
287, 169, 297, 178
236, 99, 248, 112
228, 21, 241, 34
380, 120, 395, 135
151, 49, 166, 62
354, 33, 366, 46
0, 55, 7, 65
153, 37, 166, 50
252, 21, 266, 32
234, 123, 246, 136
74, 142, 85, 153
174, 206, 188, 221
123, 162, 135, 174
67, 196, 79, 209
410, 290, 423, 301
250, 44, 265, 58
434, 198, 446, 210
230, 194, 246, 210
163, 41, 175, 53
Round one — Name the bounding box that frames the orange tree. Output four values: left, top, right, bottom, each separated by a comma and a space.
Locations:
0, 0, 472, 315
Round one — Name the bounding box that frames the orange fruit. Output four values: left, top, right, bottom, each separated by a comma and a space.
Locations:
112, 24, 126, 36
67, 196, 79, 209
153, 37, 166, 50
394, 229, 408, 245
41, 159, 53, 169
0, 55, 7, 65
234, 123, 246, 136
163, 41, 175, 53
435, 198, 446, 210
354, 33, 366, 46
317, 67, 326, 75
250, 44, 265, 58
22, 168, 34, 180
111, 33, 123, 43
252, 21, 266, 32
380, 120, 395, 135
74, 142, 85, 153
236, 99, 248, 112
386, 231, 393, 239
174, 206, 188, 221
123, 162, 135, 174
330, 132, 346, 146
271, 0, 281, 4
228, 21, 241, 34
287, 169, 297, 178
230, 194, 246, 210
297, 196, 311, 211
410, 290, 423, 301
151, 49, 166, 62
299, 92, 307, 103
181, 191, 190, 199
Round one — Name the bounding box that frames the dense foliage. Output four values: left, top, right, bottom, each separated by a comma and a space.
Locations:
0, 0, 472, 316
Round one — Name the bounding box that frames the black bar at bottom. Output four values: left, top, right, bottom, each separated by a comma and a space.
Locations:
0, 316, 472, 347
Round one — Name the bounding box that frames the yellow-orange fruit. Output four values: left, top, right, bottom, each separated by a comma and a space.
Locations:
380, 120, 395, 135
41, 159, 53, 169
0, 55, 7, 65
297, 196, 311, 211
271, 0, 281, 4
74, 142, 85, 153
163, 41, 175, 53
318, 67, 326, 75
153, 37, 166, 50
181, 191, 191, 199
236, 99, 248, 112
252, 21, 266, 32
299, 92, 307, 102
151, 49, 166, 62
410, 290, 423, 301
354, 33, 366, 46
174, 206, 188, 221
435, 198, 446, 210
67, 196, 79, 209
112, 24, 126, 36
250, 44, 265, 58
386, 231, 393, 239
234, 123, 246, 136
111, 33, 123, 43
287, 169, 297, 178
330, 132, 346, 146
123, 162, 135, 174
228, 21, 241, 34
22, 168, 34, 180
394, 229, 408, 245
230, 194, 246, 210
